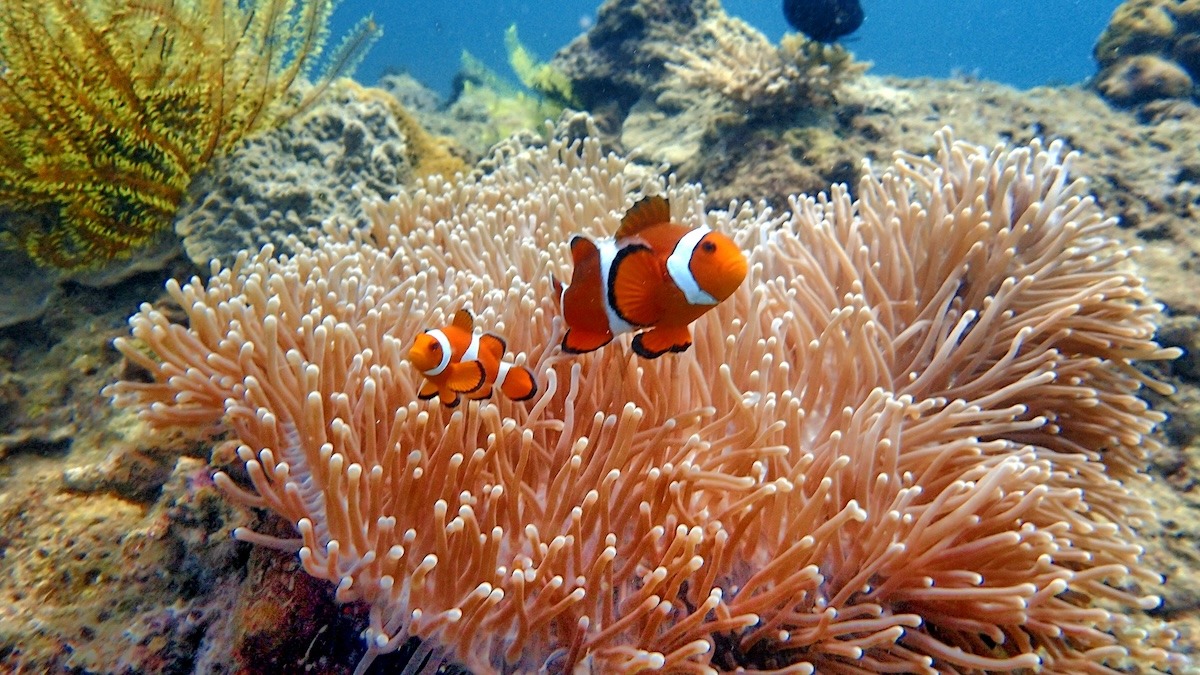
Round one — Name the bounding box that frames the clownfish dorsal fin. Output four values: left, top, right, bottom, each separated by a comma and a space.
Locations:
478, 333, 506, 360
452, 309, 474, 331
616, 195, 671, 239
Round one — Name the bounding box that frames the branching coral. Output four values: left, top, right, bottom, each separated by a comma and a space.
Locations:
107, 119, 1186, 673
0, 0, 379, 270
665, 15, 867, 115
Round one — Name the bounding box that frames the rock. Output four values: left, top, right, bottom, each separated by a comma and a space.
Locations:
1098, 53, 1194, 104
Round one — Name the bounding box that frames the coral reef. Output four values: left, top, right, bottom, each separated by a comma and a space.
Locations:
5, 0, 1200, 670
0, 417, 252, 670
666, 16, 865, 115
174, 80, 463, 269
108, 119, 1184, 672
449, 37, 578, 151
554, 0, 867, 199
0, 246, 58, 328
552, 0, 721, 120
1094, 0, 1200, 105
1098, 53, 1194, 104
0, 0, 378, 271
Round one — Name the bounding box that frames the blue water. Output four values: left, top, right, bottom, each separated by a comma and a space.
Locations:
330, 1, 1121, 98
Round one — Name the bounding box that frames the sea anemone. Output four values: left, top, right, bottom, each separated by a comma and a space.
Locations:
108, 120, 1184, 673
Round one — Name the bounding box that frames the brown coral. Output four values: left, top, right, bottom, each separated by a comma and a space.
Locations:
1095, 0, 1200, 105
1095, 0, 1177, 67
1098, 53, 1194, 103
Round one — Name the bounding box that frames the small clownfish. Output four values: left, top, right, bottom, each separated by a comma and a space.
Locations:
408, 310, 537, 407
553, 195, 748, 358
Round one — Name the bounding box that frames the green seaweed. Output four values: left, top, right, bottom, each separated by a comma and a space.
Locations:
504, 24, 580, 108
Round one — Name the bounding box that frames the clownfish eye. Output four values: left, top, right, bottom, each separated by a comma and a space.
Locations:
429, 342, 441, 352
701, 240, 717, 254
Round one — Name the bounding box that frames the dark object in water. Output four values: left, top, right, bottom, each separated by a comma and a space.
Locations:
783, 0, 864, 42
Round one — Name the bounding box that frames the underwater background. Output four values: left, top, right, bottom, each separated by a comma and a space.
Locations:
3, 0, 1200, 672
333, 0, 1124, 93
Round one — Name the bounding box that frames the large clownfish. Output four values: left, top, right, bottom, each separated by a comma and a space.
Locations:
408, 310, 537, 407
554, 195, 748, 358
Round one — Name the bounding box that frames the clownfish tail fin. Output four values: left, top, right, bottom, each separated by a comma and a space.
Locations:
499, 363, 538, 401
569, 236, 598, 266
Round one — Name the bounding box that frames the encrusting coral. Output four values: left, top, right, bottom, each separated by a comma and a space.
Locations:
172, 78, 465, 271
1094, 0, 1200, 105
0, 0, 378, 270
107, 119, 1187, 672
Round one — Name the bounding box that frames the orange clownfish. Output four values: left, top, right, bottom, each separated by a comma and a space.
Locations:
408, 310, 537, 407
554, 195, 748, 358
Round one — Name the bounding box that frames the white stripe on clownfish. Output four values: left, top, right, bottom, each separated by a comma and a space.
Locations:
666, 226, 718, 306
495, 361, 512, 389
425, 329, 453, 376
597, 237, 637, 336
460, 330, 483, 362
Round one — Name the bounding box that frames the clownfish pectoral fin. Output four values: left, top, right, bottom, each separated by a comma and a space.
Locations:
499, 365, 538, 401
562, 327, 613, 354
609, 244, 661, 327
615, 195, 671, 239
632, 325, 693, 359
569, 235, 599, 267
439, 387, 461, 407
479, 333, 507, 361
452, 309, 474, 331
418, 380, 441, 400
445, 360, 487, 393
